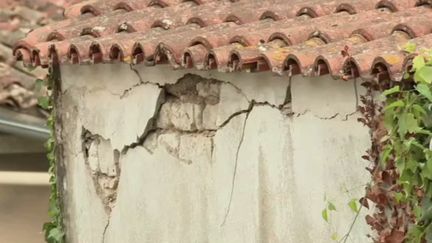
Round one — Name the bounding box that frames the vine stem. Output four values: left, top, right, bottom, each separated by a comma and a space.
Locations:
338, 203, 364, 243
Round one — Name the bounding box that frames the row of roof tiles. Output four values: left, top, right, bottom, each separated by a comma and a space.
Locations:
1, 0, 67, 110
13, 0, 432, 81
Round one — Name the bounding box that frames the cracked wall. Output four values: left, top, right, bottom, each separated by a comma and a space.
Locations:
58, 64, 371, 243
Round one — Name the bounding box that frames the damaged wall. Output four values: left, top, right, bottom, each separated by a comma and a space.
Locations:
58, 64, 371, 243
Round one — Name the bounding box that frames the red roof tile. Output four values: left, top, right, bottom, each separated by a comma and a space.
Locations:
1, 0, 67, 110
13, 0, 432, 81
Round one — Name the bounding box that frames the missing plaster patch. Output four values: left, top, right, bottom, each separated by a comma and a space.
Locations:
156, 74, 252, 132
156, 74, 221, 131
165, 74, 220, 105
81, 128, 121, 213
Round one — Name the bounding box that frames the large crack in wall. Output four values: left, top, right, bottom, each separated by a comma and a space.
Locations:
121, 73, 255, 158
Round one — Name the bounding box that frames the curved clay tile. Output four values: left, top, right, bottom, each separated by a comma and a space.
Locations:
375, 0, 419, 11
182, 44, 209, 69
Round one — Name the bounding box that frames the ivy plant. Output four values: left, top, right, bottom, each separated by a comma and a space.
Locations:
37, 73, 65, 243
380, 44, 432, 242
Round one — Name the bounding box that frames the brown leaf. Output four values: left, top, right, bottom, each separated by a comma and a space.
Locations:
366, 215, 376, 225
360, 197, 370, 209
385, 230, 405, 243
382, 171, 394, 185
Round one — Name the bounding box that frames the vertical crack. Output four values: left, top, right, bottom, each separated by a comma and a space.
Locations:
101, 219, 110, 243
282, 74, 292, 106
280, 73, 293, 117
220, 102, 254, 227
341, 73, 360, 121
353, 69, 359, 111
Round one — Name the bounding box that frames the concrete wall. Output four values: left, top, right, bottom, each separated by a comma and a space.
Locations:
58, 64, 372, 243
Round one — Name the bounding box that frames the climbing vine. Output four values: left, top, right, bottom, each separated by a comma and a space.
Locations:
37, 70, 65, 243
361, 44, 432, 242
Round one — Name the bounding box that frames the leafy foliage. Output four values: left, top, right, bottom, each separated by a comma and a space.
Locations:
360, 43, 432, 242
38, 73, 65, 243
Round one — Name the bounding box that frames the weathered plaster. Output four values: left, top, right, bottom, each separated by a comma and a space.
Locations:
290, 75, 362, 119
58, 64, 372, 243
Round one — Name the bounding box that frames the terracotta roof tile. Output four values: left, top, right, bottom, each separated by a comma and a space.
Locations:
1, 0, 67, 110
13, 0, 432, 81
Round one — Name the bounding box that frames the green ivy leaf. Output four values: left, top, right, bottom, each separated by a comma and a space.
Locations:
45, 138, 54, 151
47, 227, 64, 243
38, 96, 50, 109
385, 100, 405, 111
422, 160, 432, 180
328, 202, 336, 211
413, 56, 426, 72
35, 78, 45, 91
348, 199, 359, 213
414, 205, 423, 219
382, 85, 400, 97
384, 108, 397, 130
48, 206, 59, 218
322, 208, 329, 222
426, 229, 432, 243
404, 42, 417, 53
380, 145, 392, 167
47, 116, 54, 129
412, 104, 427, 116
49, 175, 56, 183
407, 225, 424, 243
414, 66, 432, 84
421, 198, 432, 222
398, 113, 419, 137
331, 232, 339, 241
406, 158, 418, 173
416, 83, 432, 102
394, 192, 404, 203
47, 151, 55, 161
411, 139, 426, 150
